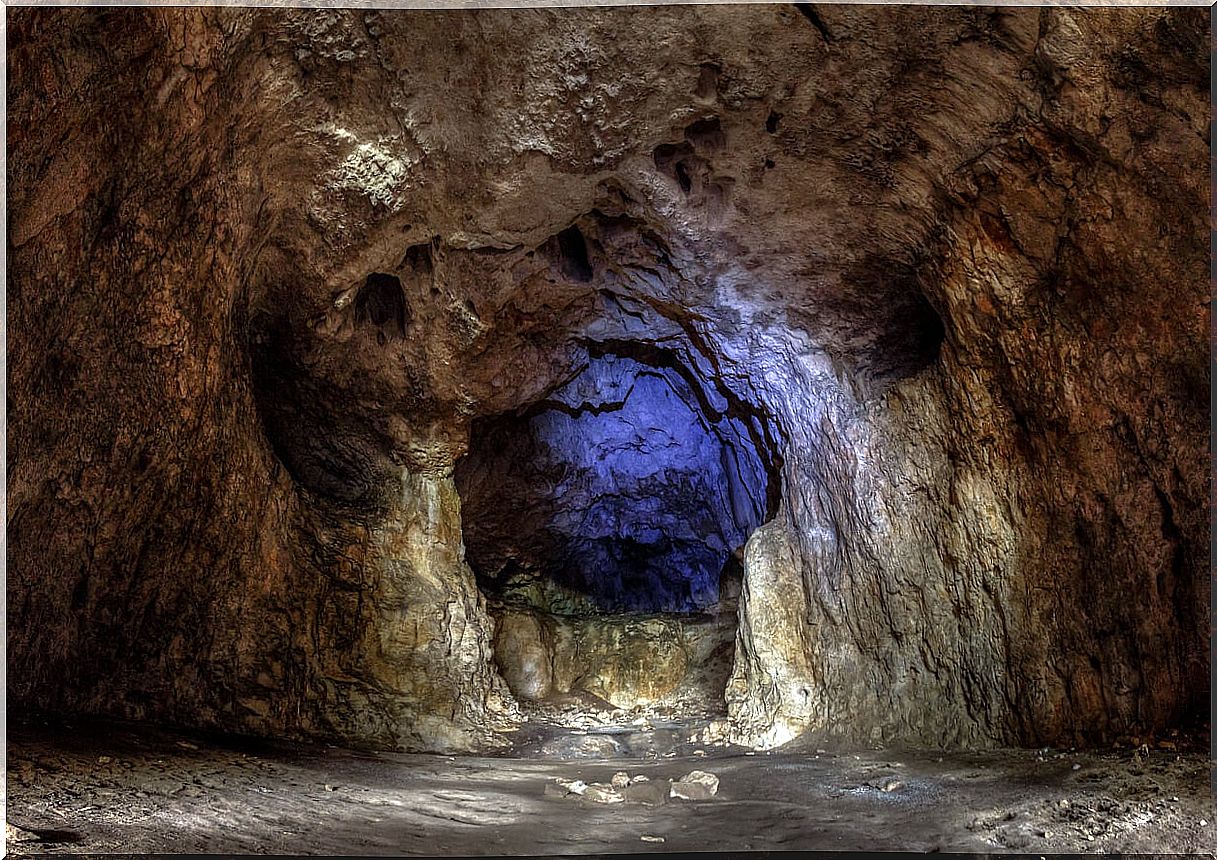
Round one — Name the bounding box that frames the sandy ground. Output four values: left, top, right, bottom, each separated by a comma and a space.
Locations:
6, 716, 1214, 855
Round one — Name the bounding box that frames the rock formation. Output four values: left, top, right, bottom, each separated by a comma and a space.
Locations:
7, 5, 1209, 752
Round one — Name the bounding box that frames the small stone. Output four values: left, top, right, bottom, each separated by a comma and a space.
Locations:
631, 774, 650, 783
623, 781, 669, 805
611, 771, 630, 789
583, 783, 625, 804
1071, 763, 1081, 770
693, 749, 706, 757
324, 784, 335, 791
640, 835, 664, 843
97, 756, 112, 764
557, 779, 588, 795
670, 770, 719, 800
875, 776, 904, 792
1201, 820, 1209, 827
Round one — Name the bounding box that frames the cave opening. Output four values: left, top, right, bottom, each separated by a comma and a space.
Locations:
456, 343, 780, 718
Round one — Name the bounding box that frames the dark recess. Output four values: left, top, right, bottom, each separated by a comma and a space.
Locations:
794, 3, 834, 43
354, 272, 409, 338
248, 315, 391, 508
685, 116, 726, 151
556, 225, 594, 282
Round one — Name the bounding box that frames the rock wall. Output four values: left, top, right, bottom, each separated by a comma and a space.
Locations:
493, 606, 736, 710
457, 351, 770, 615
8, 6, 1209, 751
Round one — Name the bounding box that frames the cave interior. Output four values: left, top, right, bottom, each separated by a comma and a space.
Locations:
5, 4, 1212, 854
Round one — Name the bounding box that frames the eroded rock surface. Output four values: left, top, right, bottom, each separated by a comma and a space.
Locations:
457, 352, 770, 615
493, 606, 736, 709
7, 6, 1209, 752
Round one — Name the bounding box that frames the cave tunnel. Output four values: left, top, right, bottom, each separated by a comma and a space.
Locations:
6, 4, 1212, 855
456, 344, 782, 711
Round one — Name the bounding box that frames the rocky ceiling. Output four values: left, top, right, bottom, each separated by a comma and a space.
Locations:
7, 5, 1210, 752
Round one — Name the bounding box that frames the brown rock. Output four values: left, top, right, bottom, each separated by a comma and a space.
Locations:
670, 770, 720, 800
623, 782, 669, 806
583, 784, 625, 804
5, 6, 1206, 755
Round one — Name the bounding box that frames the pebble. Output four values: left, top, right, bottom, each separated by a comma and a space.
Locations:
1071, 763, 1081, 770
611, 771, 630, 789
97, 756, 112, 764
640, 835, 664, 843
623, 781, 669, 805
670, 770, 719, 800
583, 783, 625, 804
556, 779, 588, 796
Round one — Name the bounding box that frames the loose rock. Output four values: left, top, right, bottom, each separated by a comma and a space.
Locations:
623, 782, 669, 805
670, 770, 719, 800
872, 776, 905, 793
556, 779, 587, 796
583, 783, 625, 804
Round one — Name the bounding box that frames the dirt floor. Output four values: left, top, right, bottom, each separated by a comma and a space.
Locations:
6, 714, 1215, 855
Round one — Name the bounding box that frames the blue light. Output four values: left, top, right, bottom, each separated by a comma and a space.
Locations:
504, 352, 768, 613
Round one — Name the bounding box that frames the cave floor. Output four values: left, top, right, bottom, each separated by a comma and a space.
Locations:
6, 718, 1214, 856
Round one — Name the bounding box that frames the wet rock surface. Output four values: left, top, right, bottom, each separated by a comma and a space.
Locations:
508, 694, 733, 761
7, 720, 1214, 855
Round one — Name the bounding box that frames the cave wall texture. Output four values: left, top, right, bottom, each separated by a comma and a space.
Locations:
7, 5, 1210, 752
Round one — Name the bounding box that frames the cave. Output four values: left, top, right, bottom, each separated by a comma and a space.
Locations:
6, 4, 1212, 855
456, 345, 778, 714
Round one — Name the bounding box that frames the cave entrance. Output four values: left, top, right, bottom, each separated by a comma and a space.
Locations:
455, 345, 779, 725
